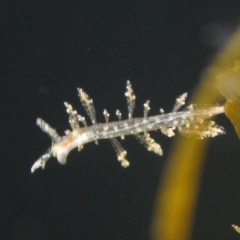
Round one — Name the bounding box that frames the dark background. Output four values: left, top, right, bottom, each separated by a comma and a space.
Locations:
2, 1, 240, 239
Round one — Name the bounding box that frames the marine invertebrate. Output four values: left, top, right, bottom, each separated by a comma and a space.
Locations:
31, 81, 225, 173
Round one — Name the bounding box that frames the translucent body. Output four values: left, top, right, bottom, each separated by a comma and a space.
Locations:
32, 81, 225, 173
